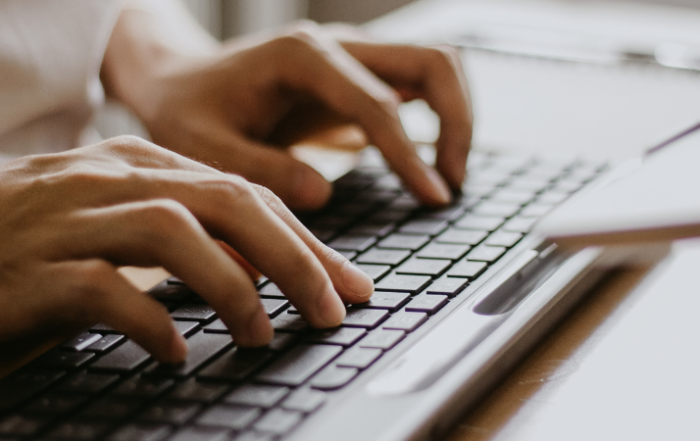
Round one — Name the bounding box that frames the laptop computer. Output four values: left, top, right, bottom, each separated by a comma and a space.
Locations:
0, 131, 659, 441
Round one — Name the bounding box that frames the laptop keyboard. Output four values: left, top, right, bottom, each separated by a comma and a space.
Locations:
0, 151, 606, 441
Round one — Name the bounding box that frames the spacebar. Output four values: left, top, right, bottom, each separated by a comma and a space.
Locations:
255, 345, 342, 386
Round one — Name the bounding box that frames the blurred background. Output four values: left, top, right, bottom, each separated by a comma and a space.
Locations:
180, 0, 700, 38
97, 0, 700, 163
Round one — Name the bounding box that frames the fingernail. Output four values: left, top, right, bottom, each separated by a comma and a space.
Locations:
168, 327, 189, 363
425, 166, 452, 205
246, 306, 274, 346
317, 288, 346, 328
343, 262, 374, 301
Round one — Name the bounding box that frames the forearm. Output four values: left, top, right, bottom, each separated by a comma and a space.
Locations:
100, 0, 220, 121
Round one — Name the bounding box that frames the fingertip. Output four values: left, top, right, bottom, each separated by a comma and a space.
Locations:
421, 166, 452, 206
342, 262, 374, 302
290, 167, 332, 210
165, 326, 189, 363
316, 288, 346, 328
242, 306, 274, 347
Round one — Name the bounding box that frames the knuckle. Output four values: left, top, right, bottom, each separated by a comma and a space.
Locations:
74, 260, 114, 298
139, 199, 198, 238
212, 176, 257, 207
370, 91, 402, 119
428, 45, 462, 68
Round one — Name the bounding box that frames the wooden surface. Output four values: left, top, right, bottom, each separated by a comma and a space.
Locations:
445, 266, 650, 441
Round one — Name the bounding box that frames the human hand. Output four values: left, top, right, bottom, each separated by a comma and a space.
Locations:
103, 18, 472, 210
0, 136, 373, 362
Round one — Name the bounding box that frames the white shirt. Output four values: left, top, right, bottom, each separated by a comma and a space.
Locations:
0, 0, 122, 158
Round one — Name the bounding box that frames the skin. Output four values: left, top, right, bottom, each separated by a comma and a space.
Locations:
101, 15, 473, 210
0, 137, 374, 363
1, 9, 473, 364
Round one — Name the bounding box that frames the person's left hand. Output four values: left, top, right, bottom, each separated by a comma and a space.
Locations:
103, 18, 473, 210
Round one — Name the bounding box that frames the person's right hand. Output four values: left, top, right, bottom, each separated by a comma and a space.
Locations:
0, 136, 373, 363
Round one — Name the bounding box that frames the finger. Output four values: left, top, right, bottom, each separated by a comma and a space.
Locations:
57, 259, 188, 363
340, 42, 473, 188
77, 170, 345, 327
217, 240, 261, 282
103, 131, 333, 210
252, 183, 374, 303
270, 25, 452, 206
57, 199, 274, 347
210, 134, 333, 210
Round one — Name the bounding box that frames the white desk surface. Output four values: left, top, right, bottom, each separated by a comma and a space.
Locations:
365, 1, 700, 440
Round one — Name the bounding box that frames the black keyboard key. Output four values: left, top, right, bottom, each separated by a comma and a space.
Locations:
435, 228, 488, 245
196, 404, 261, 430
35, 350, 94, 370
48, 419, 110, 440
305, 328, 366, 347
382, 311, 427, 332
447, 261, 487, 279
138, 400, 201, 425
146, 332, 232, 378
281, 388, 326, 413
106, 423, 171, 441
255, 345, 342, 386
225, 385, 289, 408
112, 376, 173, 397
169, 426, 230, 441
170, 304, 216, 322
61, 333, 102, 352
309, 365, 358, 390
454, 215, 505, 231
406, 294, 448, 314
367, 209, 410, 224
56, 371, 119, 394
485, 231, 523, 247
90, 340, 151, 373
358, 330, 405, 350
426, 276, 469, 297
79, 395, 143, 420
0, 414, 50, 437
149, 283, 193, 302
258, 283, 285, 299
356, 291, 410, 311
377, 233, 430, 250
398, 219, 448, 235
395, 258, 451, 277
355, 248, 411, 266
348, 222, 396, 237
341, 308, 388, 328
354, 263, 391, 282
168, 378, 228, 402
85, 334, 124, 352
203, 318, 228, 334
253, 408, 303, 434
198, 348, 272, 382
415, 205, 466, 221
466, 245, 506, 262
0, 370, 65, 412
335, 347, 382, 369
269, 313, 309, 333
23, 392, 88, 415
265, 333, 298, 352
374, 274, 431, 294
261, 298, 289, 317
174, 320, 200, 337
326, 235, 376, 252
336, 250, 357, 260
416, 243, 471, 260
